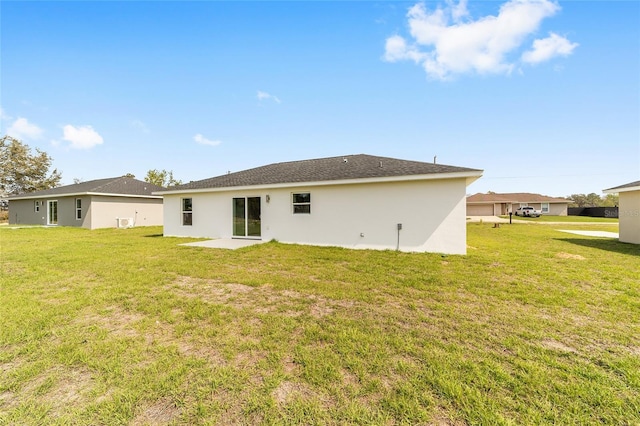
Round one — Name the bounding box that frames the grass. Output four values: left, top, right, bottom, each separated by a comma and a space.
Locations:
506, 215, 619, 223
1, 223, 638, 425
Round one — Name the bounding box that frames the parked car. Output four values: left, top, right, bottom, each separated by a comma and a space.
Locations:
514, 206, 541, 217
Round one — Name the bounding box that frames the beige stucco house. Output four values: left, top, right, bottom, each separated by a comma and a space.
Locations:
8, 177, 164, 229
604, 180, 640, 244
156, 154, 483, 255
466, 192, 570, 216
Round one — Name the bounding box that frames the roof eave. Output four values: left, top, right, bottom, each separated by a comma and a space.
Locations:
604, 185, 640, 194
9, 192, 162, 200
155, 170, 484, 196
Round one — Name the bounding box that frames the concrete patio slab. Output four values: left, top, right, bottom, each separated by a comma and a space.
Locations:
557, 230, 619, 238
180, 238, 266, 250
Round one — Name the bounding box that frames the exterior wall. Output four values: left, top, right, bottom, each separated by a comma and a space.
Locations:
8, 196, 82, 226
618, 190, 640, 244
164, 178, 469, 254
467, 204, 494, 216
466, 201, 567, 216
547, 203, 568, 216
89, 196, 163, 229
8, 199, 46, 225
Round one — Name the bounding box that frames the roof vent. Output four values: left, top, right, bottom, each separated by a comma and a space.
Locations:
343, 158, 348, 163
379, 161, 383, 168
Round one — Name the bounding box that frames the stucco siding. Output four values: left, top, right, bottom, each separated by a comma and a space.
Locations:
164, 178, 469, 254
618, 191, 640, 244
547, 203, 568, 216
89, 196, 163, 229
8, 199, 46, 225
467, 204, 495, 216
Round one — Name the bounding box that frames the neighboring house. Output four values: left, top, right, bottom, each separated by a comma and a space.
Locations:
466, 192, 570, 216
604, 180, 640, 244
8, 177, 164, 229
156, 154, 483, 255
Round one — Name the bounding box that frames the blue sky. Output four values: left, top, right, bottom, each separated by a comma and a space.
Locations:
1, 0, 638, 197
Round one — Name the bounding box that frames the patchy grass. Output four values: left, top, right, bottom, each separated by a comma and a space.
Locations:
1, 224, 638, 425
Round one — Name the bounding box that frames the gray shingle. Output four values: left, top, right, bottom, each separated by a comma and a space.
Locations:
8, 177, 164, 198
605, 180, 640, 191
161, 154, 481, 192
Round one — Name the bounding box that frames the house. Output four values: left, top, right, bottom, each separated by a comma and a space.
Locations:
466, 192, 570, 216
156, 154, 483, 255
8, 177, 164, 229
604, 180, 640, 244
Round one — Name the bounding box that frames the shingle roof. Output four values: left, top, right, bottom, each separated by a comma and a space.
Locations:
8, 177, 164, 199
604, 180, 640, 192
159, 154, 482, 192
467, 192, 569, 203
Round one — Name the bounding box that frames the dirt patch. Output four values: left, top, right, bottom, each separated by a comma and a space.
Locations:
272, 381, 315, 405
130, 397, 180, 425
540, 339, 577, 353
79, 306, 145, 338
170, 276, 353, 320
555, 252, 586, 260
44, 367, 95, 416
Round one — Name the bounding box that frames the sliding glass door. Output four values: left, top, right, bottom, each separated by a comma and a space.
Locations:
48, 200, 58, 225
233, 197, 261, 238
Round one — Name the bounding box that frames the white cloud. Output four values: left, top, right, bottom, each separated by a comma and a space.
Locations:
61, 124, 104, 149
384, 0, 576, 80
257, 90, 281, 104
522, 32, 578, 64
130, 119, 150, 133
7, 117, 44, 139
194, 133, 222, 147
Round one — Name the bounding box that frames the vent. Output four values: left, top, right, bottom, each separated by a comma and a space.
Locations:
116, 217, 134, 228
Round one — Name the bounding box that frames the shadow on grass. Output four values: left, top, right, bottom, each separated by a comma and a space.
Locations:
556, 238, 640, 256
144, 234, 164, 238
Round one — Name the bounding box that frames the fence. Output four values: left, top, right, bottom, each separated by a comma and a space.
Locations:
568, 207, 618, 218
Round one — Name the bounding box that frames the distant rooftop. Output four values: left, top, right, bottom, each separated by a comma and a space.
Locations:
467, 192, 569, 203
158, 154, 482, 192
9, 177, 164, 199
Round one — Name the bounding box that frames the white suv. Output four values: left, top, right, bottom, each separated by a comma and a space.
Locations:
514, 206, 541, 217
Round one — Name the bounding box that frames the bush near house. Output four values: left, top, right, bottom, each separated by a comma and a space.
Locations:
1, 223, 638, 425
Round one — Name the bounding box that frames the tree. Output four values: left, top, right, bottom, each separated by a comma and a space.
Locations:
602, 193, 619, 207
144, 169, 182, 188
0, 135, 62, 195
567, 193, 611, 208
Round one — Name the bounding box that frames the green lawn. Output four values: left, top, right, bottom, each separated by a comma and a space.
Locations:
506, 215, 619, 223
1, 224, 638, 425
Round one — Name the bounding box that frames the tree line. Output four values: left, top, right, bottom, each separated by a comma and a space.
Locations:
567, 193, 618, 208
1, 135, 182, 196
0, 136, 624, 206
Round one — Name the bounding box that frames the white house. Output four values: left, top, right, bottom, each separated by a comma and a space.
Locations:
156, 154, 483, 254
604, 180, 640, 244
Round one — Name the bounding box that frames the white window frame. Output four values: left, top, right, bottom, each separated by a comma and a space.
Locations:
35, 200, 40, 212
75, 198, 82, 220
292, 193, 311, 214
541, 203, 549, 214
182, 198, 193, 226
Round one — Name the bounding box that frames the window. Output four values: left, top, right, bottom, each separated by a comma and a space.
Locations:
182, 198, 192, 226
75, 198, 82, 220
35, 201, 40, 212
541, 203, 549, 214
292, 193, 311, 214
